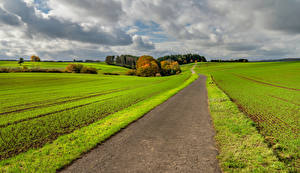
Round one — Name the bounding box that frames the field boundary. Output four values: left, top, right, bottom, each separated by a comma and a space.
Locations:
0, 73, 198, 172
205, 75, 287, 172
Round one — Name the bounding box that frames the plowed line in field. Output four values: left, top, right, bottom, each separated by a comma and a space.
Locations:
0, 96, 117, 128
0, 89, 122, 116
3, 88, 122, 109
0, 95, 156, 160
211, 75, 299, 134
269, 95, 300, 107
234, 74, 300, 91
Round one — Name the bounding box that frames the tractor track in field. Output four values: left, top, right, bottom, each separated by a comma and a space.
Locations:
269, 95, 300, 107
0, 79, 170, 116
62, 74, 221, 173
233, 74, 300, 91
0, 89, 122, 116
211, 76, 299, 134
0, 96, 116, 128
0, 92, 162, 160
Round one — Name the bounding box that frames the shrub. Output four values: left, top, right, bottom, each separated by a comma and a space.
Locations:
65, 64, 84, 73
160, 60, 181, 76
136, 55, 160, 77
30, 55, 41, 62
126, 69, 137, 76
103, 72, 120, 75
80, 66, 98, 74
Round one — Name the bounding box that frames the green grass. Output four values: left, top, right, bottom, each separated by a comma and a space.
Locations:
205, 75, 287, 172
0, 67, 198, 172
0, 61, 128, 74
196, 62, 300, 171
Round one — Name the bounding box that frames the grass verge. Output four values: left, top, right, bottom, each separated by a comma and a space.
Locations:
0, 73, 198, 173
206, 75, 288, 172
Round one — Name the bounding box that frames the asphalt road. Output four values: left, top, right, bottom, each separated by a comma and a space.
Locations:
62, 75, 221, 173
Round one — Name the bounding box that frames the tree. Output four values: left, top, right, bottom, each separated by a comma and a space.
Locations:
105, 56, 115, 65
160, 60, 181, 76
18, 58, 24, 66
136, 55, 160, 77
30, 55, 41, 62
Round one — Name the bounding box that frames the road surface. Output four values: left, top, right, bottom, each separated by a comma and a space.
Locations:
62, 75, 221, 173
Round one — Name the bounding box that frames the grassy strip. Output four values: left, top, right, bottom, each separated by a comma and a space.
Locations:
206, 75, 288, 172
0, 73, 198, 172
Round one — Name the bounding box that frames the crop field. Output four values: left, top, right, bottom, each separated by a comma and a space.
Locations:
0, 61, 128, 74
0, 62, 194, 161
196, 61, 300, 169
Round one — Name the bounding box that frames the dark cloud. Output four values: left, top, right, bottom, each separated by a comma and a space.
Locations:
0, 7, 22, 26
262, 0, 300, 34
2, 0, 132, 45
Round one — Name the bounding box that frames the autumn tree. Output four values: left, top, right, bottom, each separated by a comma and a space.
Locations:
160, 60, 181, 76
136, 55, 160, 77
30, 55, 41, 62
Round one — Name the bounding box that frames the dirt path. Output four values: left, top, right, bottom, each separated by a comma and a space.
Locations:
61, 75, 221, 173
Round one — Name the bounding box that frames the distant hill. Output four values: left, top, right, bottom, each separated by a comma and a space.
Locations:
257, 58, 300, 62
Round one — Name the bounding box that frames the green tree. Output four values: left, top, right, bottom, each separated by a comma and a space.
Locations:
18, 58, 24, 66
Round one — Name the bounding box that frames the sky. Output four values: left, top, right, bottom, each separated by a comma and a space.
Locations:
0, 0, 299, 61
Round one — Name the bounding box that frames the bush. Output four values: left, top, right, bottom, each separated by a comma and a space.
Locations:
160, 60, 181, 76
65, 64, 84, 73
126, 69, 137, 76
103, 72, 120, 75
81, 66, 98, 74
65, 64, 97, 74
136, 55, 160, 77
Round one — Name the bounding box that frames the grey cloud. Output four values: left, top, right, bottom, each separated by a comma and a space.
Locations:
225, 43, 259, 52
2, 0, 132, 45
0, 7, 22, 26
132, 35, 155, 51
50, 0, 124, 22
262, 0, 300, 34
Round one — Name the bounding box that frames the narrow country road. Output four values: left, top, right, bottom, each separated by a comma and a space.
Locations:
62, 74, 221, 173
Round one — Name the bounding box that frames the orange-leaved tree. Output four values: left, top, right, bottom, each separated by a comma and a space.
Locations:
30, 55, 41, 62
160, 60, 181, 76
136, 55, 160, 77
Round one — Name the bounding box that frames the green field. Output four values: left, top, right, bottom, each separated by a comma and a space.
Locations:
196, 61, 300, 169
0, 61, 128, 74
0, 62, 195, 162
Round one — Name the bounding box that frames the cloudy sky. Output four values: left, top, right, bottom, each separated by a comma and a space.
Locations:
0, 0, 299, 61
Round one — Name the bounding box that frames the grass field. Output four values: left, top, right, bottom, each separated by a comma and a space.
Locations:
0, 61, 128, 74
196, 61, 300, 170
0, 62, 196, 164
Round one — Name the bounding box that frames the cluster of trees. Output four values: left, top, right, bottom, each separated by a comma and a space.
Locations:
105, 55, 139, 69
126, 55, 181, 77
65, 64, 98, 74
210, 59, 248, 62
17, 55, 41, 65
157, 54, 206, 64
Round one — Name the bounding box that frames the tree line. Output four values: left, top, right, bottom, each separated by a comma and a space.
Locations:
105, 54, 206, 69
210, 59, 248, 62
105, 55, 139, 69
157, 54, 207, 64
